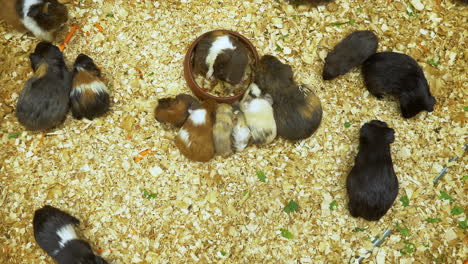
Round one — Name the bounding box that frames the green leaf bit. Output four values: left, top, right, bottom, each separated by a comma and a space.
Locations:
284, 200, 299, 214
256, 170, 266, 182
280, 228, 293, 239
400, 195, 410, 207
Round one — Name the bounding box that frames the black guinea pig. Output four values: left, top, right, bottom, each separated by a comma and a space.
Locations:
255, 55, 322, 140
7, 0, 69, 41
33, 205, 108, 264
16, 41, 71, 131
70, 54, 110, 120
362, 52, 436, 118
192, 31, 249, 85
155, 94, 200, 127
323, 30, 378, 80
346, 120, 398, 221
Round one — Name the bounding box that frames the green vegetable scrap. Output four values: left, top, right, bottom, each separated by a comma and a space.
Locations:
329, 201, 338, 210
451, 206, 464, 215
427, 58, 440, 67
142, 189, 157, 200
425, 217, 442, 223
352, 227, 367, 232
344, 122, 351, 128
256, 170, 266, 182
439, 191, 455, 202
396, 224, 410, 237
400, 195, 409, 207
458, 219, 467, 230
8, 133, 21, 139
284, 200, 299, 214
279, 228, 293, 239
400, 241, 416, 255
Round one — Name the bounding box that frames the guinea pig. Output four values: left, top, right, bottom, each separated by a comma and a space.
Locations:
323, 30, 378, 80
346, 120, 398, 221
213, 103, 234, 156
175, 99, 217, 162
255, 55, 322, 140
240, 83, 277, 145
16, 41, 71, 131
1, 0, 69, 41
192, 31, 249, 85
231, 110, 251, 152
33, 205, 108, 264
70, 54, 110, 120
362, 52, 436, 118
155, 94, 200, 127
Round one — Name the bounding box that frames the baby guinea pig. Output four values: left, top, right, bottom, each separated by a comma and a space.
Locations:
323, 30, 378, 80
231, 110, 251, 152
362, 52, 436, 118
70, 54, 110, 120
240, 83, 277, 145
193, 31, 249, 85
346, 120, 398, 221
213, 103, 234, 156
33, 205, 108, 264
255, 55, 322, 140
175, 99, 217, 162
155, 94, 200, 127
0, 0, 68, 41
16, 41, 71, 131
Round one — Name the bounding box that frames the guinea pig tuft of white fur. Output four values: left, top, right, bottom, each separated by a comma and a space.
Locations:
240, 83, 277, 145
33, 205, 108, 264
70, 54, 110, 120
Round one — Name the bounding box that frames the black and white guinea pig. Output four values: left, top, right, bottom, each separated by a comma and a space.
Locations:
362, 52, 436, 118
192, 31, 249, 85
16, 41, 71, 131
33, 205, 108, 264
346, 120, 398, 221
255, 55, 322, 140
70, 54, 110, 120
323, 30, 378, 80
155, 94, 200, 127
4, 0, 68, 41
240, 83, 277, 145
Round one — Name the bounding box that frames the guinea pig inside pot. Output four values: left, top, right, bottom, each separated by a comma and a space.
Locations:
255, 55, 322, 140
346, 120, 398, 221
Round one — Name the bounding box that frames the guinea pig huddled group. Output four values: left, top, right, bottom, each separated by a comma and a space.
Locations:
15, 42, 111, 131
156, 54, 323, 162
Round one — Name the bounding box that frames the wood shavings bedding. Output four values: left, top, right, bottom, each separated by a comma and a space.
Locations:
0, 0, 467, 263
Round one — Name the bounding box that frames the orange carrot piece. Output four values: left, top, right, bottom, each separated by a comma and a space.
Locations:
95, 22, 103, 32
95, 248, 104, 254
417, 43, 429, 53
134, 148, 153, 162
60, 25, 80, 51
135, 67, 144, 80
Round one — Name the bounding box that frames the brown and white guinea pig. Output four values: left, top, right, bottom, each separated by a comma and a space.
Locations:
70, 54, 110, 120
231, 110, 251, 152
240, 83, 277, 145
323, 30, 378, 80
255, 55, 322, 140
213, 103, 234, 156
33, 205, 108, 264
16, 41, 71, 131
0, 0, 68, 41
362, 52, 436, 119
155, 94, 200, 127
175, 99, 217, 162
346, 120, 398, 221
192, 31, 249, 85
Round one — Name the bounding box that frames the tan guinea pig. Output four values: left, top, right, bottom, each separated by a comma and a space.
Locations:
213, 103, 234, 156
175, 99, 217, 162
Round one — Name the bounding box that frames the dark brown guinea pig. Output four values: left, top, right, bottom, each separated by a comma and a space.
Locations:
347, 120, 398, 221
323, 30, 378, 80
192, 31, 249, 85
255, 55, 322, 140
175, 99, 217, 162
362, 52, 436, 118
9, 0, 68, 41
155, 94, 200, 127
71, 54, 110, 120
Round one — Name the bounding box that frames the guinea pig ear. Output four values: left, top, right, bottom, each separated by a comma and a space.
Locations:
29, 54, 43, 70
264, 93, 274, 105
27, 5, 42, 17
383, 127, 395, 144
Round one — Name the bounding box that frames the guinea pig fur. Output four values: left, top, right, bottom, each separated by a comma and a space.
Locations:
14, 0, 68, 41
71, 54, 110, 120
255, 55, 322, 140
155, 94, 200, 127
16, 41, 71, 131
175, 99, 217, 162
362, 52, 436, 118
193, 31, 249, 85
33, 205, 108, 264
346, 120, 398, 221
0, 0, 27, 32
240, 83, 277, 145
213, 103, 234, 156
323, 30, 378, 80
232, 110, 251, 152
